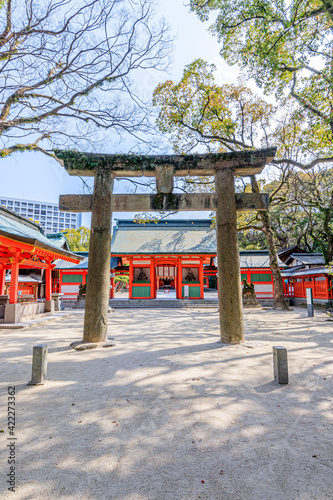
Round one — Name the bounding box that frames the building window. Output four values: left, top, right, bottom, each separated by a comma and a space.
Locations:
41, 205, 46, 209
251, 273, 272, 282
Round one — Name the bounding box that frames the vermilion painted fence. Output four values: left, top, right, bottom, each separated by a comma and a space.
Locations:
283, 275, 333, 300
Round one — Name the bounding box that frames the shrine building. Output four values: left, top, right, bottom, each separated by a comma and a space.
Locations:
56, 219, 284, 303
0, 206, 81, 323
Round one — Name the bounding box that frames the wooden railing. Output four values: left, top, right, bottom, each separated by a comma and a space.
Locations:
283, 277, 331, 300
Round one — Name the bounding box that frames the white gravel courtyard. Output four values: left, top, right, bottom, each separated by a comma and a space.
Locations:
0, 307, 332, 500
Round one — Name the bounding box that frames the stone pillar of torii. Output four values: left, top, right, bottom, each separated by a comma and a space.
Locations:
55, 148, 276, 345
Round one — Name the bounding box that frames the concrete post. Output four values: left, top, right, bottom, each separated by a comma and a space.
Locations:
273, 346, 289, 384
215, 168, 244, 344
83, 169, 113, 343
306, 288, 314, 317
28, 344, 48, 385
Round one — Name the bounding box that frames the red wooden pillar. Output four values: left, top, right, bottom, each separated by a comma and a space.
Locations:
199, 258, 204, 299
110, 273, 115, 299
0, 267, 5, 295
325, 276, 330, 300
45, 263, 52, 301
150, 258, 155, 299
10, 259, 19, 304
129, 259, 133, 299
177, 259, 182, 299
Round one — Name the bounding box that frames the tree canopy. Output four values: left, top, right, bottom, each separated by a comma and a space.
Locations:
65, 227, 90, 252
190, 0, 333, 170
153, 59, 275, 154
153, 59, 289, 308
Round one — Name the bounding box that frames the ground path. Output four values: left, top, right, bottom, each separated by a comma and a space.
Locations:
0, 307, 332, 499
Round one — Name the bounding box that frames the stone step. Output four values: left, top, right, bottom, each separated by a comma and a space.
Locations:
111, 299, 219, 308
66, 299, 219, 309
63, 298, 273, 309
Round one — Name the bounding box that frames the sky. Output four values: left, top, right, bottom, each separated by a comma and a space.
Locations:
0, 0, 240, 227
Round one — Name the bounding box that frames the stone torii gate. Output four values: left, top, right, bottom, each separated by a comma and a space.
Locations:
55, 147, 276, 345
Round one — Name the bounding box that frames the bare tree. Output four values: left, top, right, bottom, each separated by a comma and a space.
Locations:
0, 0, 171, 158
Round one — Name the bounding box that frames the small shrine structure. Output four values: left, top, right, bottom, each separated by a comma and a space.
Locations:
0, 206, 81, 323
55, 147, 276, 344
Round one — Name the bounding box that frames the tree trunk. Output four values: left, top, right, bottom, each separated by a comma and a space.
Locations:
251, 176, 288, 310
260, 210, 288, 309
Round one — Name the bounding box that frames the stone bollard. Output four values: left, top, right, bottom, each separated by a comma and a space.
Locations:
273, 346, 289, 384
28, 344, 48, 385
306, 288, 314, 317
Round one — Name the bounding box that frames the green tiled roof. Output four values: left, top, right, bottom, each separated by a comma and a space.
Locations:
46, 232, 71, 251
111, 219, 216, 255
111, 220, 286, 268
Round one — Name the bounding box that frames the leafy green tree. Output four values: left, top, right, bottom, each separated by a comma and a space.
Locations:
153, 59, 274, 153
65, 227, 90, 252
285, 168, 333, 263
190, 0, 333, 170
153, 59, 289, 308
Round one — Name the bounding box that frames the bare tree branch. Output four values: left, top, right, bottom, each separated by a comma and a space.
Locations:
0, 0, 172, 157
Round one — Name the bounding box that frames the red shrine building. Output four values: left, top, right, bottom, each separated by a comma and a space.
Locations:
56, 219, 284, 303
0, 206, 80, 323
280, 249, 333, 305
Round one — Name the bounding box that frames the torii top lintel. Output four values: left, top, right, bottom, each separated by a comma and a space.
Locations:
54, 147, 276, 178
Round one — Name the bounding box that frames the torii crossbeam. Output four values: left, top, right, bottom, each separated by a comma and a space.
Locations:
55, 147, 276, 345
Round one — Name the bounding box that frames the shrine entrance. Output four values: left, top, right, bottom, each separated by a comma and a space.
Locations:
154, 259, 177, 299
155, 265, 176, 291
56, 147, 276, 344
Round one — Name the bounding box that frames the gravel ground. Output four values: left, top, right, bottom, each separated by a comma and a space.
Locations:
0, 307, 332, 500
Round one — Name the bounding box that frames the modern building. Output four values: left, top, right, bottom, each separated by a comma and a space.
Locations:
0, 196, 82, 233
